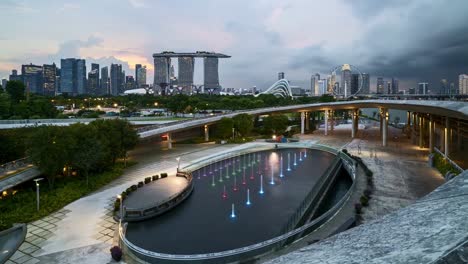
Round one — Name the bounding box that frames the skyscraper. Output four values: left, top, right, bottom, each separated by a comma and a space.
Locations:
21, 64, 43, 94
314, 73, 320, 95
9, 69, 22, 82
43, 63, 57, 96
87, 69, 99, 95
135, 64, 142, 85
125, 76, 135, 90
110, 64, 124, 96
341, 65, 351, 96
351, 74, 360, 95
459, 74, 468, 95
204, 57, 220, 93
178, 57, 195, 93
1, 79, 7, 89
310, 75, 315, 96
100, 66, 109, 95
91, 63, 99, 88
60, 58, 86, 96
76, 59, 86, 95
440, 79, 448, 95
317, 79, 328, 95
450, 82, 456, 95
153, 57, 171, 95
418, 82, 429, 95
278, 72, 285, 80
361, 73, 370, 94
391, 78, 399, 94
135, 65, 146, 88
376, 77, 385, 94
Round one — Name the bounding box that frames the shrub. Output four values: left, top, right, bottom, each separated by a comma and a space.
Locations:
152, 175, 159, 181
121, 192, 127, 200
114, 199, 120, 212
126, 187, 132, 194
160, 173, 168, 178
110, 246, 122, 261
144, 177, 151, 184
137, 181, 144, 188
360, 195, 369, 207
354, 203, 362, 214
131, 185, 137, 191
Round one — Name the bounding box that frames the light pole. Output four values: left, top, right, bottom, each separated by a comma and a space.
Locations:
33, 178, 44, 211
117, 195, 123, 222
176, 157, 181, 172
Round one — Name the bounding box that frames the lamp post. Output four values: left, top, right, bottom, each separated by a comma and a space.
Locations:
117, 195, 123, 222
33, 178, 44, 211
176, 157, 181, 172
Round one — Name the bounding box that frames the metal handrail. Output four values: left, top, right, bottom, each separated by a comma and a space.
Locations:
433, 147, 464, 173
119, 145, 357, 263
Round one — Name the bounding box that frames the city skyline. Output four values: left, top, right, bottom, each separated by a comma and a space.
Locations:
1, 0, 468, 92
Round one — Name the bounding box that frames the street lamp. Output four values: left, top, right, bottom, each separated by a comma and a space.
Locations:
176, 157, 181, 172
33, 178, 44, 211
117, 195, 123, 222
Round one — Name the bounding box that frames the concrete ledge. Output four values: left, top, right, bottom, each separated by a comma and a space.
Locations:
0, 224, 27, 263
266, 171, 468, 264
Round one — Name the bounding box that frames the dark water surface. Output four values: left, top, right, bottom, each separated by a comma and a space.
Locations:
126, 148, 335, 254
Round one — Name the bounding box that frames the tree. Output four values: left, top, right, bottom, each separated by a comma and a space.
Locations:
215, 117, 234, 139
263, 114, 289, 135
233, 114, 253, 137
69, 124, 103, 187
28, 126, 74, 188
5, 81, 25, 103
0, 92, 10, 118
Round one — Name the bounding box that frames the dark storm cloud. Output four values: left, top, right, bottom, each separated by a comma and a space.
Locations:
287, 0, 468, 90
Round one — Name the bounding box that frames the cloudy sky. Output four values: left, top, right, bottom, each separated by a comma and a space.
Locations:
1, 0, 468, 92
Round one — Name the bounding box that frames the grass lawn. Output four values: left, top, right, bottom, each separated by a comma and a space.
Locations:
0, 161, 135, 231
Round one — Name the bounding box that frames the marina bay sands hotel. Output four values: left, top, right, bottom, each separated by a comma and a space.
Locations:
153, 51, 230, 95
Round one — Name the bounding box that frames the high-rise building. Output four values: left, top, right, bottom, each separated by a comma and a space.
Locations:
360, 73, 370, 94
317, 79, 328, 95
391, 78, 399, 94
408, 88, 416, 94
21, 64, 43, 94
9, 69, 22, 82
278, 72, 285, 80
341, 65, 351, 96
351, 74, 360, 95
310, 75, 315, 96
418, 82, 429, 95
135, 64, 147, 88
178, 57, 195, 93
60, 58, 86, 95
100, 67, 109, 95
450, 82, 456, 95
328, 74, 336, 94
440, 79, 448, 95
1, 79, 7, 89
376, 77, 385, 94
153, 57, 171, 95
386, 81, 392, 94
91, 63, 99, 88
125, 76, 135, 90
87, 69, 99, 95
459, 74, 468, 95
204, 57, 220, 93
110, 64, 124, 96
43, 63, 57, 96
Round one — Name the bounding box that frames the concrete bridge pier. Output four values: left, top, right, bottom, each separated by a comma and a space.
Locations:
305, 112, 310, 131
380, 108, 388, 147
204, 125, 209, 142
301, 112, 305, 134
429, 115, 434, 152
352, 109, 359, 138
324, 110, 329, 136
167, 133, 173, 149
419, 115, 424, 148
445, 117, 450, 157
330, 110, 334, 132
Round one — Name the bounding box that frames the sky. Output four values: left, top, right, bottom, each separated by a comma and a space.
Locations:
1, 0, 468, 92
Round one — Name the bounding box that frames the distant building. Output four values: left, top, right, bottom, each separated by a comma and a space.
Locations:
341, 65, 351, 96
91, 63, 99, 88
310, 75, 315, 96
204, 57, 220, 93
317, 79, 328, 95
135, 64, 147, 88
9, 69, 22, 82
440, 79, 448, 95
278, 72, 285, 80
125, 76, 135, 90
153, 57, 171, 95
100, 66, 109, 95
360, 73, 370, 94
21, 64, 43, 94
1, 79, 7, 89
418, 82, 429, 95
351, 74, 360, 95
450, 82, 456, 95
178, 57, 195, 93
391, 78, 399, 94
408, 87, 416, 94
87, 69, 99, 95
459, 74, 468, 95
290, 86, 305, 96
43, 63, 57, 96
110, 64, 124, 95
376, 77, 385, 94
60, 58, 86, 96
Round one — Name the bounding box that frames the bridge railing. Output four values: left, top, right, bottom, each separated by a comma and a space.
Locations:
0, 157, 32, 176
433, 147, 464, 173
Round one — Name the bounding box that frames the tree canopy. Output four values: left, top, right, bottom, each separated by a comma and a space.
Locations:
263, 114, 289, 135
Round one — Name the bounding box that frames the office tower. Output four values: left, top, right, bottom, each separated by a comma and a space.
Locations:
110, 64, 124, 95
386, 81, 392, 94
376, 77, 385, 94
204, 57, 220, 93
408, 88, 416, 94
459, 74, 468, 95
153, 57, 171, 95
43, 63, 57, 96
76, 59, 86, 95
60, 58, 86, 96
125, 76, 135, 90
178, 57, 195, 93
278, 72, 285, 80
418, 82, 429, 95
310, 75, 315, 96
328, 74, 336, 94
317, 79, 328, 95
450, 82, 456, 95
135, 64, 147, 88
9, 69, 22, 82
361, 73, 370, 94
87, 69, 99, 95
21, 64, 43, 94
351, 74, 360, 95
91, 63, 99, 88
391, 78, 399, 94
440, 79, 448, 95
314, 73, 320, 95
341, 65, 351, 96
55, 68, 61, 93
1, 79, 7, 89
100, 67, 109, 95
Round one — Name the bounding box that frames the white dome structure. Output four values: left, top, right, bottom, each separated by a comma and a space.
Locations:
255, 79, 293, 98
